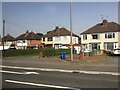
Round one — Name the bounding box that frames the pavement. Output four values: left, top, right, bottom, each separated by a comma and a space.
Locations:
2, 55, 119, 75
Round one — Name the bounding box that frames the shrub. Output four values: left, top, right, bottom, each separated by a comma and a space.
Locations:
3, 48, 72, 57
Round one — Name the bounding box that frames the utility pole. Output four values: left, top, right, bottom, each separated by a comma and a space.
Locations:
3, 19, 5, 58
70, 1, 73, 61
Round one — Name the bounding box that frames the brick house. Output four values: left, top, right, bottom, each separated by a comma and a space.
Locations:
1, 34, 16, 50
16, 31, 44, 49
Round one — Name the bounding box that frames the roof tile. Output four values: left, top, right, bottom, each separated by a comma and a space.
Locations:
81, 20, 120, 34
43, 27, 78, 37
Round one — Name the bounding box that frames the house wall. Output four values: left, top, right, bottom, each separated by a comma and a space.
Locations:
4, 41, 14, 46
0, 46, 10, 50
0, 41, 16, 50
16, 40, 27, 49
42, 36, 78, 48
53, 36, 78, 45
74, 46, 81, 54
118, 32, 120, 48
81, 32, 119, 51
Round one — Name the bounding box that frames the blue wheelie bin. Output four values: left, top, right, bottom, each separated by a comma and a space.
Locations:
61, 52, 66, 60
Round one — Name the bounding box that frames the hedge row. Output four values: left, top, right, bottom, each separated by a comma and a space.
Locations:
3, 48, 72, 57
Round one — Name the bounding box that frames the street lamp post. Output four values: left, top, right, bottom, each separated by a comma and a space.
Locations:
70, 1, 73, 61
3, 19, 5, 58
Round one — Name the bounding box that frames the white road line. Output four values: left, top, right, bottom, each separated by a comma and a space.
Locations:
0, 65, 119, 76
5, 80, 80, 90
0, 70, 39, 75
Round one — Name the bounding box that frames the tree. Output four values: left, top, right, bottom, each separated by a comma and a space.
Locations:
37, 33, 43, 37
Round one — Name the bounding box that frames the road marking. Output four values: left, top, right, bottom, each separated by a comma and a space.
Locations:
1, 65, 119, 76
5, 80, 81, 90
0, 70, 39, 75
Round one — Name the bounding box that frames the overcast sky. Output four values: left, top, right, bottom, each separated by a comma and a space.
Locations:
1, 1, 119, 37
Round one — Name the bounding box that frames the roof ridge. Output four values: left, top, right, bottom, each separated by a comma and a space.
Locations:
81, 21, 120, 34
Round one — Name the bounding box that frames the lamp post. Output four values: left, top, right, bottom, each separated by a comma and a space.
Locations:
3, 19, 5, 58
70, 1, 73, 61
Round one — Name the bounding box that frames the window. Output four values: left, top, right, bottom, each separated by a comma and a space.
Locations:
92, 43, 100, 50
105, 34, 107, 38
92, 34, 99, 39
23, 40, 25, 43
104, 42, 114, 50
17, 40, 20, 43
48, 37, 53, 41
82, 44, 88, 51
83, 35, 87, 40
17, 40, 22, 43
105, 33, 115, 39
108, 33, 112, 38
43, 37, 45, 41
113, 33, 115, 38
55, 37, 60, 41
64, 36, 67, 40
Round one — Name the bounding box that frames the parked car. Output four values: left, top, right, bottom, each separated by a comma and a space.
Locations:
82, 50, 92, 53
59, 45, 68, 49
107, 49, 120, 55
112, 48, 120, 55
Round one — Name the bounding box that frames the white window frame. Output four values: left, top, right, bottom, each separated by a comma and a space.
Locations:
105, 32, 115, 39
92, 34, 99, 40
83, 35, 87, 40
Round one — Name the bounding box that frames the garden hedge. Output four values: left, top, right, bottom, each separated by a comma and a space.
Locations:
3, 48, 74, 57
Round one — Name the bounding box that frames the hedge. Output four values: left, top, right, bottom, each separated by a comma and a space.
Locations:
3, 48, 73, 57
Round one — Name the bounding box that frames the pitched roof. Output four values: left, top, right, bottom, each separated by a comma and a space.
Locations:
43, 26, 79, 37
81, 20, 120, 34
2, 34, 16, 41
16, 31, 42, 40
27, 40, 42, 46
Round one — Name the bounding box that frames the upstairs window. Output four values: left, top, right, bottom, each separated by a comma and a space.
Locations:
23, 40, 26, 43
55, 36, 60, 41
43, 37, 45, 41
113, 33, 115, 38
92, 34, 99, 39
48, 37, 53, 41
105, 33, 115, 39
83, 35, 87, 40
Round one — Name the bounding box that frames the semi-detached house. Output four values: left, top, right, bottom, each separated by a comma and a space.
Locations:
42, 26, 79, 49
81, 19, 120, 53
16, 31, 44, 49
0, 34, 16, 50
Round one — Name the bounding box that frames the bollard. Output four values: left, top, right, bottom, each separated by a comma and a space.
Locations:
40, 51, 43, 58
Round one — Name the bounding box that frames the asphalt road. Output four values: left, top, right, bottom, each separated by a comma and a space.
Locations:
1, 67, 118, 89
1, 56, 119, 89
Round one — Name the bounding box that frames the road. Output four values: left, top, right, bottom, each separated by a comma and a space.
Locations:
1, 66, 118, 89
1, 56, 119, 89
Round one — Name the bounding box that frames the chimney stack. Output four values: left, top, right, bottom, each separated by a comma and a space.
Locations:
102, 19, 108, 25
55, 26, 59, 29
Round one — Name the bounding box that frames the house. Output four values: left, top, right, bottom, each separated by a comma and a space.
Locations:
0, 34, 16, 50
42, 26, 79, 49
16, 31, 44, 49
81, 19, 120, 54
65, 44, 81, 54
